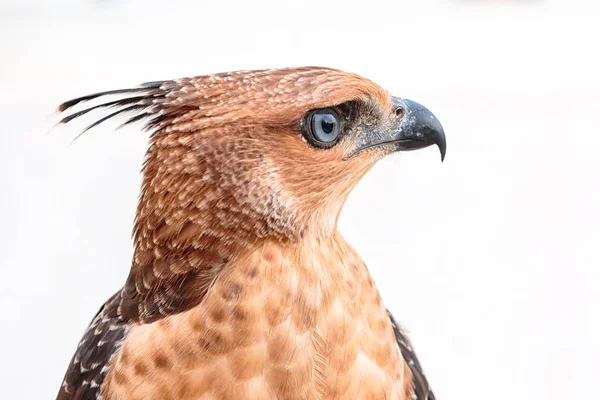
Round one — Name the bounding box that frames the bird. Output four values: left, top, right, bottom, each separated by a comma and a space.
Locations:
55, 66, 445, 400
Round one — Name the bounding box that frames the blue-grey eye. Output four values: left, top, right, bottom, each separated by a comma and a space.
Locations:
310, 108, 340, 144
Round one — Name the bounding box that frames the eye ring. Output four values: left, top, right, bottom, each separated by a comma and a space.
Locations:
307, 108, 341, 147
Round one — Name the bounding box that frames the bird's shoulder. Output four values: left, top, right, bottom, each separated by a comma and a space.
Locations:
388, 310, 436, 400
56, 292, 128, 400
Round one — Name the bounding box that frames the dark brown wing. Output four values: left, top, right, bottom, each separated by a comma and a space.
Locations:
56, 293, 128, 400
388, 310, 436, 400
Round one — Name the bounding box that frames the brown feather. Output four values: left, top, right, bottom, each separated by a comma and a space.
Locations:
56, 293, 128, 400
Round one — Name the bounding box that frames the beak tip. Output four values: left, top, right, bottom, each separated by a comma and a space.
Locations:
436, 133, 446, 163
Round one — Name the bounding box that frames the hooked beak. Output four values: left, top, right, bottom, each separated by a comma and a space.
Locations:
350, 97, 446, 161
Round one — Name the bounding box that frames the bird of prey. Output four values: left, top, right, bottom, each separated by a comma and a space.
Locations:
55, 67, 445, 400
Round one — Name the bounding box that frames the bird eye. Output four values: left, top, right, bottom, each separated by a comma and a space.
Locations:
309, 108, 340, 145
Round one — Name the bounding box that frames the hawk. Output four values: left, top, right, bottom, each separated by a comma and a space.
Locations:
55, 67, 445, 400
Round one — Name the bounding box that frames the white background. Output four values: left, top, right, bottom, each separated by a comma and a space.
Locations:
1, 0, 598, 398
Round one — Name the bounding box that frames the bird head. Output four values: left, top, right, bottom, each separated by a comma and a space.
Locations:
59, 67, 445, 241
58, 67, 445, 321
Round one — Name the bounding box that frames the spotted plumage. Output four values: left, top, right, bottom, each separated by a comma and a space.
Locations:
55, 67, 445, 400
58, 293, 128, 400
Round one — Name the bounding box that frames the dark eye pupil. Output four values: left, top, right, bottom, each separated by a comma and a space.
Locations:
321, 118, 335, 135
310, 109, 340, 145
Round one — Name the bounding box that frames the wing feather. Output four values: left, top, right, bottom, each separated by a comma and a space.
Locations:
57, 293, 128, 400
388, 310, 436, 400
